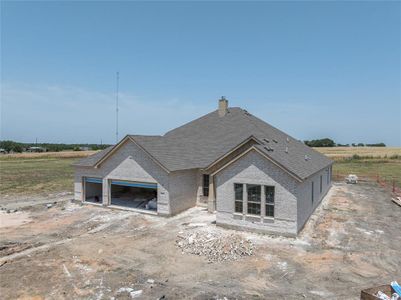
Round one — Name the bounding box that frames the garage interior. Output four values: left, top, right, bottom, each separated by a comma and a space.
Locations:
110, 181, 157, 211
84, 178, 103, 204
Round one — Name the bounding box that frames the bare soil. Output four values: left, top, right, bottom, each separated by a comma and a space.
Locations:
0, 182, 400, 299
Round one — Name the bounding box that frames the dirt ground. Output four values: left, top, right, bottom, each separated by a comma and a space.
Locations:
0, 182, 400, 299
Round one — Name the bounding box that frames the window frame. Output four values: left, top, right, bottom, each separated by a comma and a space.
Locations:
234, 183, 243, 213
265, 185, 275, 218
247, 184, 261, 215
203, 174, 209, 197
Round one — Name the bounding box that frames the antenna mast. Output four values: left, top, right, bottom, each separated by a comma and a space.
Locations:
115, 71, 119, 144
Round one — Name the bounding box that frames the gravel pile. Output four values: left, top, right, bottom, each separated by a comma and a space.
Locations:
176, 231, 254, 262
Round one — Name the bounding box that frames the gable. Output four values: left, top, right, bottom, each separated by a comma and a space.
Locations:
94, 136, 169, 173
211, 146, 303, 182
106, 156, 158, 183
215, 149, 299, 197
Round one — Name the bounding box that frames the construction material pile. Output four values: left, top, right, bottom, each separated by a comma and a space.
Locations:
176, 231, 254, 262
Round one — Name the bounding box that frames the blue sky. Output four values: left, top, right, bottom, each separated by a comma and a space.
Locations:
1, 1, 400, 146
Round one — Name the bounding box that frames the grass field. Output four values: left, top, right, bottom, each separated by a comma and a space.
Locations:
332, 159, 401, 185
0, 151, 100, 196
0, 148, 400, 197
0, 150, 98, 160
314, 146, 401, 159
0, 157, 76, 196
315, 147, 401, 187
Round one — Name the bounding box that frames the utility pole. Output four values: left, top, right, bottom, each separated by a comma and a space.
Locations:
115, 71, 119, 144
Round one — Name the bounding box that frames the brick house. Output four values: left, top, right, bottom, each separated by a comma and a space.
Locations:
73, 98, 333, 236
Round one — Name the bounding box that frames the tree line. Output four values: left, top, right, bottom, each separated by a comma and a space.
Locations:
0, 139, 387, 153
303, 138, 386, 148
0, 140, 111, 153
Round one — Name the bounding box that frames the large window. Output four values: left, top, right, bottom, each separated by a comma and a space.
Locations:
233, 183, 276, 218
234, 183, 243, 213
247, 184, 261, 215
265, 186, 275, 217
203, 174, 209, 197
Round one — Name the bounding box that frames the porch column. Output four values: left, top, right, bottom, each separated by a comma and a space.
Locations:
102, 178, 109, 206
208, 175, 216, 212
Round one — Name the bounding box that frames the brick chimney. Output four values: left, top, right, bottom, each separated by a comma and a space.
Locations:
218, 96, 228, 117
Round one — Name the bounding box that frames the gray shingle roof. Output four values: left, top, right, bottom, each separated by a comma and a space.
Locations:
75, 107, 332, 180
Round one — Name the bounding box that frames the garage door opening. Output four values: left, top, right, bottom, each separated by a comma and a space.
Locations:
110, 181, 157, 212
84, 178, 103, 204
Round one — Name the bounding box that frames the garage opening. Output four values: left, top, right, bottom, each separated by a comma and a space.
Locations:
84, 177, 103, 204
110, 180, 157, 212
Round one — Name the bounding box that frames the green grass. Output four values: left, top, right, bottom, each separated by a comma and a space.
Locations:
0, 157, 77, 196
333, 159, 401, 187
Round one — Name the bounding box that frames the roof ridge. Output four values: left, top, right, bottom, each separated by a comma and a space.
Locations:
164, 109, 219, 137
129, 134, 163, 138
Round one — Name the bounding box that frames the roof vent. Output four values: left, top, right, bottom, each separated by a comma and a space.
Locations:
305, 154, 310, 161
218, 96, 228, 117
285, 146, 288, 153
286, 137, 290, 142
273, 139, 278, 143
263, 138, 269, 144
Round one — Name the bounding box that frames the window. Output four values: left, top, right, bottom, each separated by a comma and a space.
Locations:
203, 174, 209, 197
320, 175, 323, 193
311, 181, 314, 203
247, 184, 261, 215
265, 186, 275, 217
234, 183, 243, 213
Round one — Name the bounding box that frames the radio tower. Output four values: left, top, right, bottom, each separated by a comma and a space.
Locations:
115, 71, 119, 144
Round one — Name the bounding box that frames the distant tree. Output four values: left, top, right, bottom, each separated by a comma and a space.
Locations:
0, 140, 111, 153
13, 144, 23, 153
304, 138, 335, 147
0, 140, 23, 153
366, 143, 386, 147
47, 144, 62, 152
357, 143, 365, 147
0, 140, 14, 152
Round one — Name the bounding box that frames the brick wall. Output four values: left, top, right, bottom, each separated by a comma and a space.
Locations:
168, 169, 198, 215
296, 165, 332, 232
215, 150, 299, 236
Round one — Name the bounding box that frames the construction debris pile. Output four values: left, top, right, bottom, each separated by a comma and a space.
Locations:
176, 231, 254, 262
